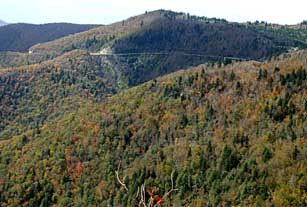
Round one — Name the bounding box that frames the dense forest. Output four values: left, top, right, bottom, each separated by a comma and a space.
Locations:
1, 9, 307, 207
0, 50, 126, 139
1, 49, 307, 206
0, 23, 99, 52
113, 17, 304, 60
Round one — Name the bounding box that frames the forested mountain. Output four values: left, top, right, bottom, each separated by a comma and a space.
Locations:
1, 49, 307, 206
28, 10, 307, 60
1, 10, 306, 69
1, 10, 307, 207
113, 18, 302, 60
0, 23, 99, 52
251, 21, 307, 45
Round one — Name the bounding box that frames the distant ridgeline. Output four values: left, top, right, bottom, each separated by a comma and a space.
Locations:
159, 10, 228, 23
1, 10, 307, 70
0, 23, 100, 52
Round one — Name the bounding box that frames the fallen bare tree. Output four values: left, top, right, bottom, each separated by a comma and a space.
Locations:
115, 165, 177, 207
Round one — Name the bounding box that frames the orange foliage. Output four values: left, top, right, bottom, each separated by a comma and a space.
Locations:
73, 159, 83, 175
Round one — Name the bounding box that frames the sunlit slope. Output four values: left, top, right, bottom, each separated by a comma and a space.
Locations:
1, 50, 307, 206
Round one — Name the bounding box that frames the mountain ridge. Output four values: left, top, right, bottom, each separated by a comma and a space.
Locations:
1, 10, 306, 70
0, 22, 100, 52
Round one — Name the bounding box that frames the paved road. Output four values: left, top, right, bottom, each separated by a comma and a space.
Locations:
89, 51, 250, 61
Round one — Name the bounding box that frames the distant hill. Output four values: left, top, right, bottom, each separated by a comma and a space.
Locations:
29, 10, 307, 60
0, 23, 100, 52
0, 11, 164, 68
1, 10, 306, 72
0, 19, 7, 27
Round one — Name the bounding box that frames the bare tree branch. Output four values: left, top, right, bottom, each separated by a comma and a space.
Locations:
153, 170, 177, 207
115, 165, 177, 207
115, 164, 129, 192
139, 183, 147, 207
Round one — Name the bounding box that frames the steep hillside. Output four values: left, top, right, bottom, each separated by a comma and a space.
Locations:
0, 23, 99, 52
2, 11, 307, 138
0, 51, 49, 68
112, 14, 307, 86
28, 10, 307, 60
27, 10, 307, 59
28, 11, 164, 58
0, 50, 127, 139
113, 18, 302, 60
1, 50, 307, 206
0, 11, 162, 69
250, 21, 307, 45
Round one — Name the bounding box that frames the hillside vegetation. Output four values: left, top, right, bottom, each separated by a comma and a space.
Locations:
1, 50, 307, 206
5, 9, 307, 138
251, 21, 307, 45
27, 11, 164, 58
0, 50, 127, 139
113, 18, 302, 60
0, 11, 162, 69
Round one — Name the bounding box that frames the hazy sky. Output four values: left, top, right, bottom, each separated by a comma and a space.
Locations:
1, 0, 307, 25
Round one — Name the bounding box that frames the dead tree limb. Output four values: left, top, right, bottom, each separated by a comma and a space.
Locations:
115, 166, 177, 207
153, 170, 177, 207
139, 183, 147, 207
115, 165, 129, 192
